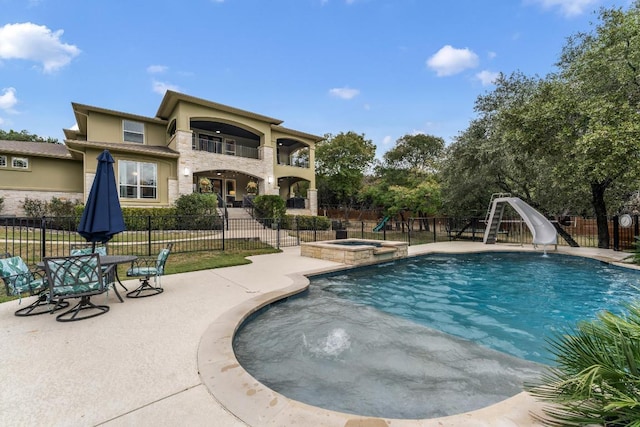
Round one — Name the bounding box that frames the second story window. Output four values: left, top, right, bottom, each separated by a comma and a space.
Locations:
123, 120, 144, 143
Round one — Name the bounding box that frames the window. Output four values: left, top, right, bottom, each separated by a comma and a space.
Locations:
12, 157, 28, 169
123, 120, 144, 143
0, 156, 6, 167
119, 160, 157, 199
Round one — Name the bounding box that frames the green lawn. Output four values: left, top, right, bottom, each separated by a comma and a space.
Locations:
0, 246, 280, 304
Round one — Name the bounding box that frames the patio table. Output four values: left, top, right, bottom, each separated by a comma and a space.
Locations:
38, 255, 137, 303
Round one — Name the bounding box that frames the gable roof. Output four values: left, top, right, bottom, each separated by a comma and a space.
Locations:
69, 102, 167, 137
0, 140, 74, 159
156, 91, 284, 125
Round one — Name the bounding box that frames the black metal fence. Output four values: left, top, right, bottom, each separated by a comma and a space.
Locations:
1, 214, 637, 266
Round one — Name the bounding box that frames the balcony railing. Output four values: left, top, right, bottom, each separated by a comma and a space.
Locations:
192, 138, 259, 159
278, 158, 309, 168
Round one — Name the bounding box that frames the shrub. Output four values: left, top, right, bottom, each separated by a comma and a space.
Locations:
282, 215, 331, 230
253, 195, 286, 227
175, 193, 219, 216
527, 303, 640, 425
22, 197, 48, 218
48, 197, 80, 217
253, 195, 286, 219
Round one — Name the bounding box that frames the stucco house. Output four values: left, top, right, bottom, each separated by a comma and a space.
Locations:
0, 91, 322, 216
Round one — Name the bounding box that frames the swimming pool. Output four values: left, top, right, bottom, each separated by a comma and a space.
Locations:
233, 252, 640, 418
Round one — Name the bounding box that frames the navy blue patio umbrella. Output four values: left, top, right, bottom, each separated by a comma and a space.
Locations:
77, 150, 126, 249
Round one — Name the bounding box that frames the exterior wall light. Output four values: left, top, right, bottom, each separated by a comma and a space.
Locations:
183, 167, 190, 176
267, 176, 273, 184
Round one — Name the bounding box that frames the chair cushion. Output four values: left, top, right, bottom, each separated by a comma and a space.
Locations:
53, 282, 102, 296
126, 267, 158, 277
70, 246, 107, 256
0, 257, 45, 295
46, 255, 104, 298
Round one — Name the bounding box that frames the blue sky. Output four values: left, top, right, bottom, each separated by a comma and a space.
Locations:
0, 0, 631, 158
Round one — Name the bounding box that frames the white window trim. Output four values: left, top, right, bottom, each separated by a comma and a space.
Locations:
11, 157, 29, 169
123, 120, 145, 144
0, 155, 6, 167
119, 160, 157, 199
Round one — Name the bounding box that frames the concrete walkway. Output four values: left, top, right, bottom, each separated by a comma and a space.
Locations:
0, 242, 632, 426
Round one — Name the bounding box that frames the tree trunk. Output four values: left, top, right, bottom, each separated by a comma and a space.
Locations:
591, 182, 610, 249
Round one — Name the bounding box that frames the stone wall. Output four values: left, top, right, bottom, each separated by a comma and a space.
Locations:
0, 189, 84, 216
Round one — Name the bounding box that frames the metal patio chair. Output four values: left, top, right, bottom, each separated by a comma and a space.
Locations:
70, 243, 108, 256
43, 253, 115, 322
126, 243, 173, 298
0, 255, 69, 316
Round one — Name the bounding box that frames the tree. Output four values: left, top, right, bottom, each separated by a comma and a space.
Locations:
363, 133, 444, 228
0, 129, 59, 143
506, 4, 640, 248
315, 131, 376, 218
445, 2, 640, 248
441, 73, 563, 217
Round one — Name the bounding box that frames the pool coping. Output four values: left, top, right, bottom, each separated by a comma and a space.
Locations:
197, 244, 635, 426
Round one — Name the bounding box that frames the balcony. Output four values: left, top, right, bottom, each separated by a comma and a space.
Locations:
192, 137, 259, 159
278, 157, 309, 169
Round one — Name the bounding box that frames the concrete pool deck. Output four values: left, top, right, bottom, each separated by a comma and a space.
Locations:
1, 242, 633, 426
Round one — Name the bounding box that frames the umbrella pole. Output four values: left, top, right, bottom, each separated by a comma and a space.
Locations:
92, 242, 96, 253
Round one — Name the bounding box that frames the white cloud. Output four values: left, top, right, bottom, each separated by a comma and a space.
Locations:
476, 70, 499, 86
152, 80, 180, 95
0, 117, 4, 125
382, 135, 393, 146
0, 22, 80, 73
529, 0, 598, 17
147, 64, 168, 74
427, 45, 479, 77
0, 87, 18, 112
329, 87, 360, 100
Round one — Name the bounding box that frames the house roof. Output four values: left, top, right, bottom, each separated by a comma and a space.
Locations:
271, 125, 324, 142
65, 140, 180, 158
0, 140, 75, 159
69, 102, 167, 137
156, 91, 284, 125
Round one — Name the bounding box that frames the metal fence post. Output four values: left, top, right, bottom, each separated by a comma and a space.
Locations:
613, 215, 620, 251
276, 219, 280, 249
41, 216, 47, 259
433, 217, 437, 242
313, 217, 317, 242
361, 221, 364, 239
408, 218, 412, 246
147, 215, 152, 256
296, 216, 300, 245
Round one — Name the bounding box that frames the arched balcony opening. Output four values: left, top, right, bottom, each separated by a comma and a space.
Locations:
191, 120, 261, 159
191, 169, 262, 208
278, 176, 310, 209
276, 138, 309, 168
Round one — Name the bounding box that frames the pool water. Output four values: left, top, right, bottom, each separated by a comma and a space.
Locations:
233, 252, 640, 419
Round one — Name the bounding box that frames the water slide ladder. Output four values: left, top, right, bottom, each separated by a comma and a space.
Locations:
483, 193, 510, 244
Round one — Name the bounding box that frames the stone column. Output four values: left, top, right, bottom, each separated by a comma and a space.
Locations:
308, 189, 318, 216
175, 130, 194, 198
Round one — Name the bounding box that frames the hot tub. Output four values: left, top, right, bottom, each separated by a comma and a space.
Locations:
300, 238, 408, 265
